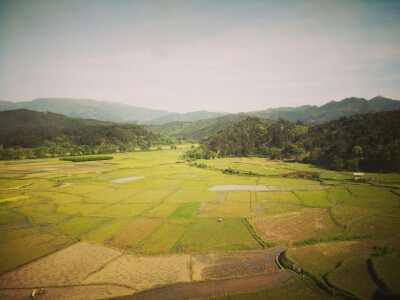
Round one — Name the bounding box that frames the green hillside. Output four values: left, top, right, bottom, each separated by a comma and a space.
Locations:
189, 110, 400, 172
0, 109, 113, 134
148, 96, 400, 140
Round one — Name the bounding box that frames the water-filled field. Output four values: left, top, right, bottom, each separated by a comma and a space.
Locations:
0, 148, 399, 299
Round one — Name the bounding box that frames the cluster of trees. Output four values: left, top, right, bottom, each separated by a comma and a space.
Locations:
303, 110, 400, 172
185, 118, 306, 160
0, 124, 176, 160
187, 111, 400, 172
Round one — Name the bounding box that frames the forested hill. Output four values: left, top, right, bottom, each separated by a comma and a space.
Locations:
145, 114, 248, 140
189, 110, 400, 172
0, 109, 113, 134
148, 96, 400, 140
1, 124, 172, 149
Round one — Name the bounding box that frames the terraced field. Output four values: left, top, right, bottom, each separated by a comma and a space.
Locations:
0, 149, 399, 299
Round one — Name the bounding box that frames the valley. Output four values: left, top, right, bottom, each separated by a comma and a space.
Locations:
0, 148, 399, 299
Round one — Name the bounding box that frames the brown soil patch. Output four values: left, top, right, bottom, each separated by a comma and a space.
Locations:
0, 242, 121, 288
0, 285, 135, 300
252, 208, 341, 243
191, 246, 286, 280
83, 254, 191, 291
119, 271, 294, 300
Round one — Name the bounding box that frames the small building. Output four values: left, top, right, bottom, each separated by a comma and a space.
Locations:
292, 265, 302, 273
353, 172, 364, 181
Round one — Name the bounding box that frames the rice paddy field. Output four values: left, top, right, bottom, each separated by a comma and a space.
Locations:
0, 148, 399, 299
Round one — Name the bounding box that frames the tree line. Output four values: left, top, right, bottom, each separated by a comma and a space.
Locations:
184, 110, 400, 172
0, 124, 176, 160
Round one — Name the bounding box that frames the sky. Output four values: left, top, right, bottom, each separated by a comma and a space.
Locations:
0, 0, 399, 113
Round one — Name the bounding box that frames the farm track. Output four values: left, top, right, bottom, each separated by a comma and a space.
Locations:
115, 271, 294, 300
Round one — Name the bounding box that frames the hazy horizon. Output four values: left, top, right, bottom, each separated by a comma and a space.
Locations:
1, 0, 399, 113
1, 94, 397, 115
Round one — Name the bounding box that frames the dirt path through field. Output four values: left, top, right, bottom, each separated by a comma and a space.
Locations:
117, 271, 294, 300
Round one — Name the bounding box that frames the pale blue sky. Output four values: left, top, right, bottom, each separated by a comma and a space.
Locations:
1, 0, 399, 113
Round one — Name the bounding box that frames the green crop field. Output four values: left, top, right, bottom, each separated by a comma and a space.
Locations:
1, 148, 399, 299
328, 257, 379, 299
175, 218, 261, 253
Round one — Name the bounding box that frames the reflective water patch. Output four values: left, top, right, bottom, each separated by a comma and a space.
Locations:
110, 176, 144, 183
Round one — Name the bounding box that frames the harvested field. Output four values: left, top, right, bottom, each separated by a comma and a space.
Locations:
125, 271, 294, 300
251, 208, 342, 244
191, 246, 286, 280
0, 285, 135, 300
208, 276, 330, 300
0, 242, 121, 288
83, 254, 191, 291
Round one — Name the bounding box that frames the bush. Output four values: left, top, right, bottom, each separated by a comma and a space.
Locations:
60, 156, 113, 162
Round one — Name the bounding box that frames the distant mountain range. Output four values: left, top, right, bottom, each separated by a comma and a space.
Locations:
245, 96, 400, 123
148, 96, 400, 140
1, 96, 399, 139
0, 98, 226, 124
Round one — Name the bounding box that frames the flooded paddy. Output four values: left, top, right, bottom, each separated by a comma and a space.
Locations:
110, 176, 145, 183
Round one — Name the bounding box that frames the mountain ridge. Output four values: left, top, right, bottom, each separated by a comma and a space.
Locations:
1, 96, 399, 129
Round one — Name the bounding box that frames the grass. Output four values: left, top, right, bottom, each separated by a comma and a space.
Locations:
294, 190, 333, 207
169, 202, 201, 218
0, 232, 71, 274
197, 202, 256, 218
51, 216, 107, 239
327, 257, 379, 299
110, 218, 163, 250
1, 149, 400, 291
143, 203, 181, 218
256, 191, 300, 204
167, 190, 222, 203
326, 186, 352, 204
84, 188, 142, 204
347, 185, 400, 208
372, 255, 400, 294
175, 218, 261, 253
344, 215, 400, 238
83, 217, 134, 244
135, 219, 193, 255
